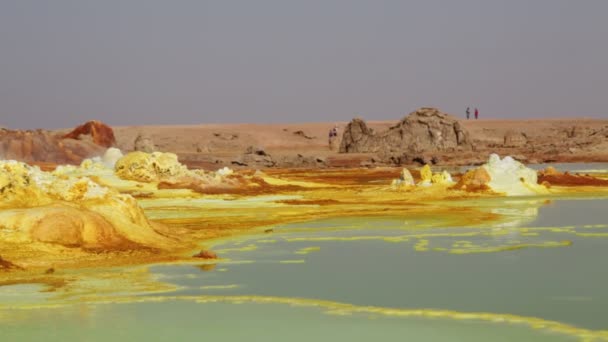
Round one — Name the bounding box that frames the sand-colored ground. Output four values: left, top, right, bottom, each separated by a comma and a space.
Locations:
111, 117, 608, 169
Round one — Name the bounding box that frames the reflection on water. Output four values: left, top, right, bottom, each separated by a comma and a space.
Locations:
2, 196, 608, 341
155, 198, 608, 331
196, 263, 217, 272
1, 300, 572, 342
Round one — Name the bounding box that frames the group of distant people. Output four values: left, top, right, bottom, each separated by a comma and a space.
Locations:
465, 107, 479, 120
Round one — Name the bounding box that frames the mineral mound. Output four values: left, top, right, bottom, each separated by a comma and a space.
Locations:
339, 108, 471, 160
452, 154, 548, 196
114, 151, 259, 193
115, 151, 189, 182
0, 160, 173, 257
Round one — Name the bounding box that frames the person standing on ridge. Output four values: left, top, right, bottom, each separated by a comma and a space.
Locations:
466, 107, 470, 120
474, 108, 479, 120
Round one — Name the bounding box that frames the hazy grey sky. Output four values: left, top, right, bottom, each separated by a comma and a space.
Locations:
1, 0, 607, 128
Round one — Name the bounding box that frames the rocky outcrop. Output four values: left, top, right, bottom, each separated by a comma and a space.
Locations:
293, 130, 315, 140
134, 133, 156, 153
329, 136, 340, 151
339, 108, 471, 162
62, 120, 116, 147
247, 146, 275, 167
231, 146, 276, 167
503, 131, 528, 147
276, 154, 327, 168
521, 124, 608, 161
0, 129, 104, 164
0, 121, 116, 165
339, 118, 378, 153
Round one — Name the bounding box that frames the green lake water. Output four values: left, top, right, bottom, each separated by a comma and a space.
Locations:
2, 194, 608, 340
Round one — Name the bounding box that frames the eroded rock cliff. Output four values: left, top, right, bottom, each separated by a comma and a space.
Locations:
339, 108, 471, 162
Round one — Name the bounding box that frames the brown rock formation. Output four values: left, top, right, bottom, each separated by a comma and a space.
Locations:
503, 131, 528, 147
339, 108, 471, 162
0, 128, 105, 164
339, 118, 377, 153
134, 133, 156, 153
231, 146, 276, 167
0, 121, 116, 165
62, 120, 116, 147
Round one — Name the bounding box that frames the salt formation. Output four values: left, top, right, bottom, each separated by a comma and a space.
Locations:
51, 148, 125, 181
392, 154, 546, 196
51, 149, 248, 195
115, 151, 235, 184
115, 151, 188, 182
392, 165, 453, 189
0, 160, 110, 207
0, 160, 171, 250
391, 168, 415, 188
97, 147, 124, 168
418, 165, 433, 186
113, 151, 257, 193
484, 154, 540, 195
420, 165, 453, 186
454, 154, 547, 196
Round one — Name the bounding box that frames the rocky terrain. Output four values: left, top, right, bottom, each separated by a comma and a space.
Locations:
1, 111, 607, 319
110, 109, 607, 169
0, 120, 115, 167
0, 110, 607, 169
339, 107, 472, 164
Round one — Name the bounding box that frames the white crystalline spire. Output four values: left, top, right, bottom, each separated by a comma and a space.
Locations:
482, 154, 541, 196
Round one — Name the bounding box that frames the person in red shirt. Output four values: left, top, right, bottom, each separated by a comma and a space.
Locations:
474, 108, 479, 120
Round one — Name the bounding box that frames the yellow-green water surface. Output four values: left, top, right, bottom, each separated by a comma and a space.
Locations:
2, 197, 608, 341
